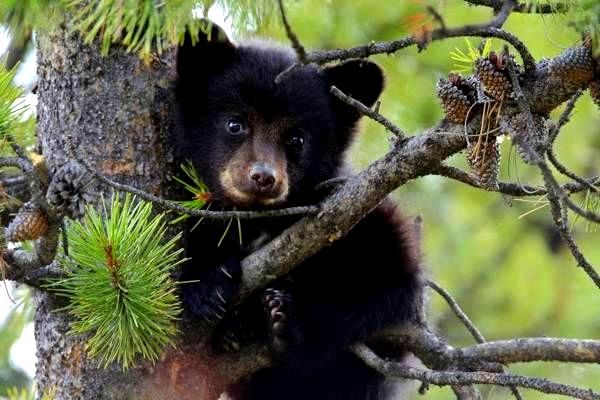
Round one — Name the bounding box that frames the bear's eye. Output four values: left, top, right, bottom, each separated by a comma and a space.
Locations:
285, 136, 305, 150
226, 118, 248, 136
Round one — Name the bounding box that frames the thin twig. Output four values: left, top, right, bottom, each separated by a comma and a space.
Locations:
64, 133, 319, 220
487, 0, 517, 28
504, 60, 600, 290
426, 6, 447, 31
548, 148, 599, 193
427, 280, 524, 400
330, 86, 406, 139
549, 90, 583, 144
306, 27, 536, 73
277, 0, 306, 63
427, 280, 485, 343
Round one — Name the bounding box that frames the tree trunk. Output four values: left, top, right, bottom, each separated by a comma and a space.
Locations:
35, 22, 177, 399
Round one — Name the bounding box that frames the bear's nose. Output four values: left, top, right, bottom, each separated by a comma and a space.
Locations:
250, 164, 276, 192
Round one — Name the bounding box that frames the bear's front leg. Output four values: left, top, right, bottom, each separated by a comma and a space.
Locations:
182, 257, 242, 324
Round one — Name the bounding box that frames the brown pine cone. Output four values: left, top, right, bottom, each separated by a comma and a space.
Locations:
47, 161, 96, 219
475, 53, 512, 100
436, 73, 478, 123
548, 46, 594, 88
6, 202, 49, 242
467, 136, 500, 190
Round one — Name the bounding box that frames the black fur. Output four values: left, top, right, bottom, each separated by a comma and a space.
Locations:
175, 23, 423, 400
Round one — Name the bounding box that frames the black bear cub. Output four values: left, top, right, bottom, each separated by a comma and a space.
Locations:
175, 22, 424, 400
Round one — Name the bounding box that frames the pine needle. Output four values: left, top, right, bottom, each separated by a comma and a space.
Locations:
48, 194, 184, 369
171, 161, 211, 224
450, 38, 493, 73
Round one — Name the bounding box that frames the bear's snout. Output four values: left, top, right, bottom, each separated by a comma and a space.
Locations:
250, 163, 277, 193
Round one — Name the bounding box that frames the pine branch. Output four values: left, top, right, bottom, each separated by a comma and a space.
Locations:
434, 164, 600, 196
352, 343, 600, 400
502, 59, 600, 289
428, 279, 523, 400
64, 132, 319, 220
305, 27, 536, 73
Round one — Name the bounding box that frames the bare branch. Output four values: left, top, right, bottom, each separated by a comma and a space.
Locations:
433, 164, 599, 197
330, 86, 407, 139
237, 123, 468, 300
486, 0, 517, 28
306, 27, 535, 73
434, 164, 545, 195
276, 0, 307, 63
428, 280, 523, 400
459, 338, 600, 364
549, 90, 584, 144
353, 343, 600, 400
427, 280, 485, 343
464, 0, 570, 14
426, 6, 447, 31
64, 133, 319, 220
504, 59, 600, 289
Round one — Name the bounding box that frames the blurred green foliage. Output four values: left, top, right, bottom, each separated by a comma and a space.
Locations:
254, 1, 600, 398
0, 288, 33, 398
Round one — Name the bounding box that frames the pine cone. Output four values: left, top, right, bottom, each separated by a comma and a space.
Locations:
467, 136, 500, 190
436, 73, 477, 123
548, 46, 594, 88
590, 80, 600, 109
475, 54, 512, 100
6, 202, 49, 242
47, 161, 96, 219
507, 113, 549, 164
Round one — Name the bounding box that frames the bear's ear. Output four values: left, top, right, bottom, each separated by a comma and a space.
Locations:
323, 59, 384, 125
177, 19, 236, 82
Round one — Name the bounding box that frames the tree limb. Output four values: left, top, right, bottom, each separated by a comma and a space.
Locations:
352, 343, 600, 400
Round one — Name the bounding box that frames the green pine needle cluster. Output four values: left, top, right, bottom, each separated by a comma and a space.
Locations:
7, 386, 55, 400
172, 161, 211, 224
65, 0, 236, 57
50, 194, 184, 369
1, 0, 280, 58
0, 66, 26, 133
212, 0, 279, 33
0, 65, 35, 155
450, 38, 493, 74
66, 0, 189, 56
0, 0, 55, 44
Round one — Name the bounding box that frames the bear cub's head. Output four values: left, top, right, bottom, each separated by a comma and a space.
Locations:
175, 22, 384, 208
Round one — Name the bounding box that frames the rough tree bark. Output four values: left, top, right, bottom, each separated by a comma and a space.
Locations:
35, 22, 176, 399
